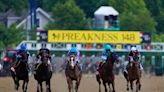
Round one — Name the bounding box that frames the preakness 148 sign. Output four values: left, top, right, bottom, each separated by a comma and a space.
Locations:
48, 30, 150, 44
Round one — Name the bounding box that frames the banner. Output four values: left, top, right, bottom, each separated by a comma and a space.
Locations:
48, 30, 143, 44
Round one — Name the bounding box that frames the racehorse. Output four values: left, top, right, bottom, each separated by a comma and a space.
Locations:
34, 52, 52, 92
124, 60, 141, 92
65, 55, 82, 92
96, 56, 119, 92
10, 52, 29, 92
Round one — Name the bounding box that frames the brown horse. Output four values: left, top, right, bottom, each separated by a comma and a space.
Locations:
124, 61, 141, 92
34, 52, 52, 92
65, 56, 82, 92
96, 55, 119, 92
10, 52, 29, 92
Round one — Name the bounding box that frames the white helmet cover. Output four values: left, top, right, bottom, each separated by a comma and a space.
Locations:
131, 47, 137, 51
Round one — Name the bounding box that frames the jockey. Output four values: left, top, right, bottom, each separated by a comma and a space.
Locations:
35, 48, 52, 72
124, 46, 143, 74
67, 47, 81, 70
67, 47, 80, 64
11, 43, 30, 73
96, 44, 119, 74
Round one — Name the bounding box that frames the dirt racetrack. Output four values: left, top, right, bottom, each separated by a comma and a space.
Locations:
0, 73, 164, 92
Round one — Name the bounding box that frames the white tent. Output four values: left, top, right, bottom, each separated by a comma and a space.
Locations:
94, 6, 119, 16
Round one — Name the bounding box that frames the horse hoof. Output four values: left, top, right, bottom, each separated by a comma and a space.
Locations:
46, 89, 51, 92
127, 88, 129, 91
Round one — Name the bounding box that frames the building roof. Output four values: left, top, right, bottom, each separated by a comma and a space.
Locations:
16, 8, 53, 28
0, 9, 28, 26
94, 6, 119, 16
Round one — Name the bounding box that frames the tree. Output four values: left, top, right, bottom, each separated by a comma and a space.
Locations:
108, 0, 157, 33
36, 0, 67, 12
152, 33, 164, 42
144, 0, 164, 33
0, 23, 25, 49
120, 11, 156, 33
75, 0, 109, 18
144, 0, 160, 17
42, 0, 56, 12
47, 0, 90, 30
155, 10, 164, 33
0, 0, 28, 15
4, 24, 25, 47
0, 23, 6, 49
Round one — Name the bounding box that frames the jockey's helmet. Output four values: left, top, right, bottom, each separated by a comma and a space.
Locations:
103, 44, 113, 57
104, 44, 113, 52
70, 47, 78, 56
20, 43, 27, 51
131, 46, 137, 52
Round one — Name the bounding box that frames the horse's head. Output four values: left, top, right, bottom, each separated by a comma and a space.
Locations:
69, 55, 76, 69
19, 52, 28, 63
128, 60, 140, 71
133, 55, 139, 62
41, 53, 49, 63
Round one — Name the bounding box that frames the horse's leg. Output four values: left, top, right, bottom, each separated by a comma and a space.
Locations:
111, 81, 115, 92
37, 82, 39, 92
46, 80, 51, 92
107, 82, 111, 92
15, 78, 19, 90
40, 82, 43, 92
22, 80, 25, 92
66, 77, 72, 92
126, 80, 129, 91
130, 81, 133, 90
96, 74, 101, 92
24, 78, 29, 92
75, 81, 78, 92
136, 80, 139, 92
22, 80, 28, 92
124, 72, 129, 91
139, 71, 142, 91
139, 79, 141, 91
11, 70, 17, 87
75, 77, 81, 92
136, 78, 141, 92
75, 74, 82, 92
103, 82, 107, 92
11, 71, 18, 90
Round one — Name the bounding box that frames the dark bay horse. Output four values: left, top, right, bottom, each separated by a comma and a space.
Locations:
34, 52, 52, 92
10, 52, 29, 92
96, 55, 119, 92
65, 56, 82, 92
124, 61, 141, 92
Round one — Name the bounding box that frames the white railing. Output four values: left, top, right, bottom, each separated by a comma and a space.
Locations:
16, 40, 164, 52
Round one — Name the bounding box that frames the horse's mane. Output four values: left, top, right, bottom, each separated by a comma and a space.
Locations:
106, 53, 115, 64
